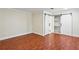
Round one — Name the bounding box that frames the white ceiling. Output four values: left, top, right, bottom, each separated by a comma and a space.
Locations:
14, 8, 70, 13
14, 8, 48, 12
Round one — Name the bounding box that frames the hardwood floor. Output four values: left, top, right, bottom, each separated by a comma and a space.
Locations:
0, 33, 48, 50
45, 33, 79, 50
0, 33, 79, 50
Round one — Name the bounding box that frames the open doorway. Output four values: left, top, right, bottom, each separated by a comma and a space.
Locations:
44, 13, 72, 35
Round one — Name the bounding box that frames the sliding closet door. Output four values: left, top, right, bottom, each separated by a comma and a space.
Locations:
60, 14, 72, 35
44, 15, 54, 35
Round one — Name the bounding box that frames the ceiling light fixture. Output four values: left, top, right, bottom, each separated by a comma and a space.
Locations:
50, 8, 54, 10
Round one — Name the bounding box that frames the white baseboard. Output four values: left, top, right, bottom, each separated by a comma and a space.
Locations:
54, 32, 79, 37
0, 32, 79, 40
72, 34, 79, 37
0, 33, 30, 40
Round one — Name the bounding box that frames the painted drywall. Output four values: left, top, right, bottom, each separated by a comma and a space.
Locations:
0, 9, 32, 39
71, 9, 79, 36
32, 12, 43, 35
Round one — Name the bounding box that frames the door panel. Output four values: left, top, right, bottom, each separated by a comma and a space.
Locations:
44, 15, 54, 35
60, 14, 72, 35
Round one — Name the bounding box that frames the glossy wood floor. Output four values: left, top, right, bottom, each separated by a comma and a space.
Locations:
0, 33, 48, 50
45, 33, 79, 50
0, 33, 79, 50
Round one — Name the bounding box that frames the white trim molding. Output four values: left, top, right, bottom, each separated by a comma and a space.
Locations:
0, 33, 30, 40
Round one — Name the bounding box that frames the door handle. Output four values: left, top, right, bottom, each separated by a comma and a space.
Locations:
49, 23, 50, 26
60, 23, 62, 26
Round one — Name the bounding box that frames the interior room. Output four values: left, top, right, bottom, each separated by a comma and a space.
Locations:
0, 8, 79, 50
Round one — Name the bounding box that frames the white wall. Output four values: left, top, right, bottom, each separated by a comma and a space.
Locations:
0, 8, 79, 40
32, 12, 43, 35
0, 9, 32, 39
31, 9, 79, 36
71, 9, 79, 36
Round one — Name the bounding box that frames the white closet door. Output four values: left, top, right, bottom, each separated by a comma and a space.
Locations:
44, 15, 54, 35
60, 14, 72, 35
